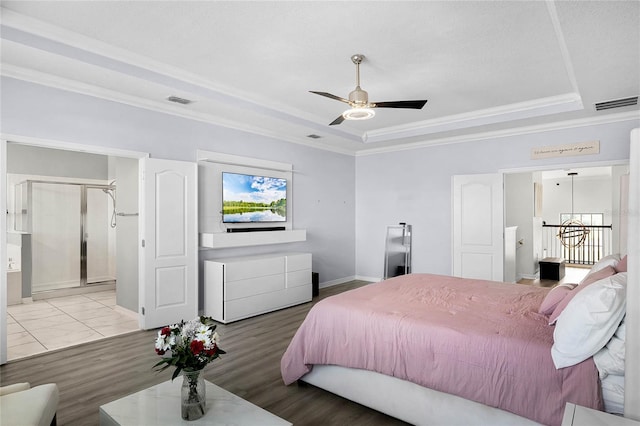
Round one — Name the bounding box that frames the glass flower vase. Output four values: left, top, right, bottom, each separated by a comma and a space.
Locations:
181, 369, 206, 420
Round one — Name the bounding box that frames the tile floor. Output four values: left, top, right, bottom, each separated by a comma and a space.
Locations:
7, 290, 139, 361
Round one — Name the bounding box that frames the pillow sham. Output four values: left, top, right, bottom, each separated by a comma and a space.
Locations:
578, 264, 618, 287
538, 283, 577, 315
549, 265, 617, 324
615, 255, 627, 273
593, 316, 626, 379
551, 273, 627, 369
589, 253, 621, 274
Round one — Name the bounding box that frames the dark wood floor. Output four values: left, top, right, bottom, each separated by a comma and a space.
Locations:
0, 281, 409, 426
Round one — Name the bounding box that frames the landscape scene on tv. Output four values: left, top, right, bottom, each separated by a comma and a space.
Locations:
222, 172, 287, 223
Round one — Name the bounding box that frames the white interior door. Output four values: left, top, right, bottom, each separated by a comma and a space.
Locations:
453, 173, 504, 281
140, 158, 197, 330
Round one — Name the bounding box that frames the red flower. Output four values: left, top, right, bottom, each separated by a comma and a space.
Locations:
205, 347, 217, 356
190, 340, 204, 355
160, 326, 171, 336
155, 348, 165, 355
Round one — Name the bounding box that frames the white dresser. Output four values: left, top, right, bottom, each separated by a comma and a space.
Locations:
204, 252, 312, 323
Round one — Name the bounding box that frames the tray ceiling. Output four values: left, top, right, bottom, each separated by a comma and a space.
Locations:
1, 1, 638, 155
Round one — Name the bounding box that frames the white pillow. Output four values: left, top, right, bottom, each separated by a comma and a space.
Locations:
589, 253, 621, 274
551, 273, 627, 369
593, 317, 626, 379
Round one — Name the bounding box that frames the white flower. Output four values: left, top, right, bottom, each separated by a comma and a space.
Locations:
155, 330, 173, 352
194, 326, 212, 347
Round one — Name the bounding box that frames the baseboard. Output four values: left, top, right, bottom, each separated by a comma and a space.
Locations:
355, 275, 382, 283
32, 282, 116, 300
319, 276, 357, 289
518, 273, 538, 281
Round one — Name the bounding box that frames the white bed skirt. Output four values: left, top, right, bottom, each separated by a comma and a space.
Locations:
301, 365, 541, 426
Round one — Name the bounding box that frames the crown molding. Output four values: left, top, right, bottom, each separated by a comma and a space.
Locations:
1, 8, 360, 144
1, 64, 356, 156
3, 63, 638, 159
356, 110, 640, 157
362, 93, 583, 143
4, 63, 638, 159
0, 8, 251, 103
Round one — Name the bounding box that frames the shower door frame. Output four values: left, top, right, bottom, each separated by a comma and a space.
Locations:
18, 179, 115, 290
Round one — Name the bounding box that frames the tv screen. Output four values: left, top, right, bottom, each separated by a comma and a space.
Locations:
222, 172, 287, 223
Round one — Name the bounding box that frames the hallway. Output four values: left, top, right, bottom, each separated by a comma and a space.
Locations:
518, 265, 590, 288
6, 290, 138, 361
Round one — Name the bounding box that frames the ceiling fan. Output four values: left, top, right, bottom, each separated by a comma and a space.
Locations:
311, 54, 428, 126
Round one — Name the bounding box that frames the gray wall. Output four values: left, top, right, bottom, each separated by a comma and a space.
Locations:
505, 172, 536, 279
542, 174, 613, 226
115, 157, 139, 312
1, 77, 356, 287
2, 76, 635, 286
355, 121, 636, 279
7, 143, 108, 179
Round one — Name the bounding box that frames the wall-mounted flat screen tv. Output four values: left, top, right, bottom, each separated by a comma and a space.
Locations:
222, 172, 287, 223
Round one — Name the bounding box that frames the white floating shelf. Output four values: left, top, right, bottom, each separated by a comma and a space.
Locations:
200, 229, 306, 249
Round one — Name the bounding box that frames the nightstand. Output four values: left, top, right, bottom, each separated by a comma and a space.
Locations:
562, 403, 640, 425
539, 257, 566, 280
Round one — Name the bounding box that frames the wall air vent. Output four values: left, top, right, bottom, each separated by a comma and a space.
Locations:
306, 134, 322, 139
166, 96, 193, 105
594, 96, 638, 111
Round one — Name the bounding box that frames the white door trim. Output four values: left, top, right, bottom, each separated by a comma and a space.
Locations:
1, 139, 8, 364
1, 133, 150, 159
0, 134, 148, 365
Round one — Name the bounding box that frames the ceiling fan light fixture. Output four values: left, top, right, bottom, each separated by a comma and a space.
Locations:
342, 107, 375, 121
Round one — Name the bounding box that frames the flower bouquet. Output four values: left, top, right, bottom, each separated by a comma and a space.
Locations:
153, 316, 225, 420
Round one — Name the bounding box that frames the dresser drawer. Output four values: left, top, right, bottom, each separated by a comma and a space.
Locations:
287, 269, 311, 288
286, 253, 311, 272
224, 257, 284, 282
225, 274, 285, 300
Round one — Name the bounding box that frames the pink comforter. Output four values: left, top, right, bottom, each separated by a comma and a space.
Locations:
281, 273, 602, 426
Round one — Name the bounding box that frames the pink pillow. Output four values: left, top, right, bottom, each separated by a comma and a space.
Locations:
539, 284, 577, 315
615, 255, 627, 273
579, 265, 618, 286
549, 265, 617, 325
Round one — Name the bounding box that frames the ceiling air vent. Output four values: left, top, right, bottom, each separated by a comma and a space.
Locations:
306, 134, 322, 139
594, 96, 638, 111
166, 96, 193, 105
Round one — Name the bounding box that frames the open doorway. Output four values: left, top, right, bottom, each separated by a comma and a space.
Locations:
5, 142, 141, 360
504, 163, 629, 284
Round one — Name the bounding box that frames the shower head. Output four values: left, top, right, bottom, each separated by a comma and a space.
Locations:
103, 179, 116, 195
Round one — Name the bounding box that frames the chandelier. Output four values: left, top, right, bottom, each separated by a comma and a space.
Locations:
557, 172, 590, 248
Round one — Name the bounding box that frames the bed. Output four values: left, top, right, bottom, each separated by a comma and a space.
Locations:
281, 270, 627, 426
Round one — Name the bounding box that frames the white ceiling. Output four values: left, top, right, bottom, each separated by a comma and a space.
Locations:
1, 1, 639, 155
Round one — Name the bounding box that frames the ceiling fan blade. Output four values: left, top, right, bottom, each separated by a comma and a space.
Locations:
310, 91, 351, 104
372, 100, 428, 109
329, 115, 345, 126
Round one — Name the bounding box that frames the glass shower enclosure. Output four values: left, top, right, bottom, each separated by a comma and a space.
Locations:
14, 180, 116, 293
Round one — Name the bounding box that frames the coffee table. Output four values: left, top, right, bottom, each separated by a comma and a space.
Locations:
99, 379, 291, 425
